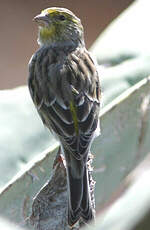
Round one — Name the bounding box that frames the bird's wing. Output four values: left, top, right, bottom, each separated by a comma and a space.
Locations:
28, 48, 101, 159
58, 48, 101, 159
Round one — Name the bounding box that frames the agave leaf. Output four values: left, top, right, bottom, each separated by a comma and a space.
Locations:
0, 76, 150, 229
91, 0, 150, 65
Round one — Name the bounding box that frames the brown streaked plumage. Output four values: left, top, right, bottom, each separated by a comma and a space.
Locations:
28, 7, 101, 226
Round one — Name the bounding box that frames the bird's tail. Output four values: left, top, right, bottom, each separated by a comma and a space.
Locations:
80, 166, 94, 223
64, 148, 94, 226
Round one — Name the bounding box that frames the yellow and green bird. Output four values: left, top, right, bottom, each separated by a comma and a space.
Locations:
28, 7, 101, 226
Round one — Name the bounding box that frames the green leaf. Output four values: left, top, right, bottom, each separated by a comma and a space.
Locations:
0, 76, 150, 229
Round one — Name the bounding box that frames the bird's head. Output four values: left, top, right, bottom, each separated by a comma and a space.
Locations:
34, 7, 84, 47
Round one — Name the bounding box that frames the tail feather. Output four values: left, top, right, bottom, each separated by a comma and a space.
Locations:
63, 145, 93, 226
80, 167, 94, 222
67, 169, 83, 212
68, 205, 81, 226
66, 158, 93, 226
67, 164, 83, 226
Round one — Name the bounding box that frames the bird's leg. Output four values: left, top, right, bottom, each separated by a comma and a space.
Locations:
53, 146, 65, 169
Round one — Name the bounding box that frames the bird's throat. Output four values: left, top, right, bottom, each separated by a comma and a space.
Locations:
39, 26, 56, 43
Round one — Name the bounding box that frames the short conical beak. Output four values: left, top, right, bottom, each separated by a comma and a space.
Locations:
33, 14, 50, 26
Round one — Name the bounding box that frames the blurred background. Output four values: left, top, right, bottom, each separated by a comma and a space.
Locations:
0, 0, 134, 89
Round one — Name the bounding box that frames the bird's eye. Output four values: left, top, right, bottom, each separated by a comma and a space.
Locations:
58, 15, 66, 21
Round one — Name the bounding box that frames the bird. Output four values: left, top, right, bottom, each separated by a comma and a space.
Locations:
28, 7, 101, 226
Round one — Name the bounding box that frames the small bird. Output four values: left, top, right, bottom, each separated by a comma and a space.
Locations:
28, 7, 101, 226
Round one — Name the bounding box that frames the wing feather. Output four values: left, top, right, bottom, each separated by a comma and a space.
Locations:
28, 47, 101, 160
